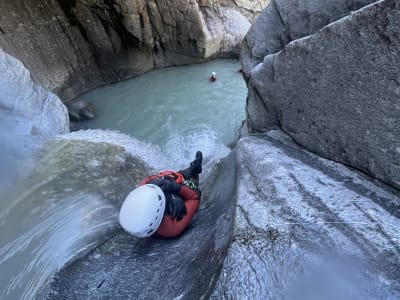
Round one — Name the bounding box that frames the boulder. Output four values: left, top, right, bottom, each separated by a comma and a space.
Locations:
244, 0, 400, 189
41, 152, 236, 299
66, 99, 96, 121
212, 131, 400, 299
0, 0, 268, 101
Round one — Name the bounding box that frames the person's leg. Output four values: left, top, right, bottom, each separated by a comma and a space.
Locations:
177, 151, 202, 181
177, 166, 194, 180
190, 174, 199, 186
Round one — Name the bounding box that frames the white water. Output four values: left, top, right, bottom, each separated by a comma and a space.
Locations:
0, 59, 247, 299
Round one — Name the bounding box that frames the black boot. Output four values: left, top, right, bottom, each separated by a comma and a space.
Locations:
190, 151, 203, 175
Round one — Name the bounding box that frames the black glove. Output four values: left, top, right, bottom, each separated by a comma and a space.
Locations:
165, 193, 187, 221
148, 178, 181, 194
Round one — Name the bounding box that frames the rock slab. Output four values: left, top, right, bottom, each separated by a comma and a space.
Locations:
244, 0, 400, 189
212, 131, 400, 299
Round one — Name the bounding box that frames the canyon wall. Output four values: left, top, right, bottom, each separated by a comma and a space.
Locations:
243, 0, 400, 189
0, 0, 268, 101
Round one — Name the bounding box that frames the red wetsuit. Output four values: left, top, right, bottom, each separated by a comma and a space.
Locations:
139, 172, 200, 238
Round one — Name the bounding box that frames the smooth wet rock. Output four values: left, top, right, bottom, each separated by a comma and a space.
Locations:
0, 50, 69, 136
0, 49, 69, 193
0, 0, 268, 101
0, 138, 149, 299
41, 152, 236, 300
66, 99, 96, 121
244, 0, 400, 189
211, 131, 400, 299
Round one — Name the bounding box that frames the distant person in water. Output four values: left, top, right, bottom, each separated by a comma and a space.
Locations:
209, 72, 217, 82
119, 151, 203, 238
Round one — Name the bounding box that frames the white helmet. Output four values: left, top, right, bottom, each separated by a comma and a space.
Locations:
119, 184, 166, 238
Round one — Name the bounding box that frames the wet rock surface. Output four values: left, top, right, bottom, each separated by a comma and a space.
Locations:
41, 153, 236, 300
0, 49, 69, 195
211, 131, 400, 299
0, 138, 149, 299
0, 49, 68, 136
244, 0, 400, 189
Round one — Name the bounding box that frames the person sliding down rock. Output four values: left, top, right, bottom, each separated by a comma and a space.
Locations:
119, 151, 203, 238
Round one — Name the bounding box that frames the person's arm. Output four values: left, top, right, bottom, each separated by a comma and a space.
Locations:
138, 175, 159, 186
147, 177, 181, 194
156, 186, 200, 238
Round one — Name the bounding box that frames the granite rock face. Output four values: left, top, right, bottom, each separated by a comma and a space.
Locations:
212, 131, 400, 299
241, 0, 376, 77
222, 0, 270, 22
0, 0, 266, 101
41, 153, 236, 300
243, 0, 400, 189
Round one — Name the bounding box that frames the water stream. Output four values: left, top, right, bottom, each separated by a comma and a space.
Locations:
76, 59, 246, 162
0, 59, 247, 299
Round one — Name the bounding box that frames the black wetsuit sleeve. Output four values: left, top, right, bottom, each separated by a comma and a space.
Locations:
147, 178, 181, 194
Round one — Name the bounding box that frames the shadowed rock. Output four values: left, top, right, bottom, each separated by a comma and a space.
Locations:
211, 130, 400, 299
41, 152, 236, 300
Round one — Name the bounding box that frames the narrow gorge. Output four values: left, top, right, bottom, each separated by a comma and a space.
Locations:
0, 0, 399, 299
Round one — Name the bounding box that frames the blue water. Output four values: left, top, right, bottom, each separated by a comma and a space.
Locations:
76, 59, 247, 155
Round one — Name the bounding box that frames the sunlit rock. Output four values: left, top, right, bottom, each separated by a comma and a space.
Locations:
0, 49, 69, 193
243, 0, 400, 189
0, 50, 68, 136
241, 0, 376, 78
212, 130, 400, 299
